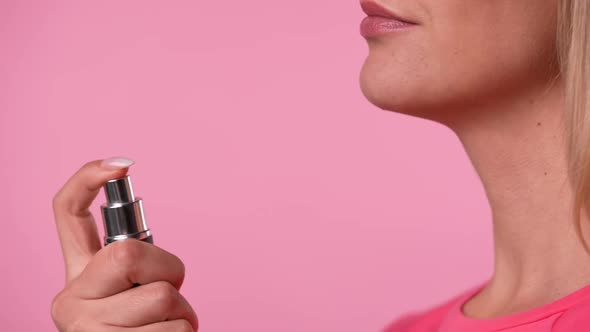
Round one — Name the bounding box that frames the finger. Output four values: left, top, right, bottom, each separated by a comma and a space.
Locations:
110, 319, 195, 332
93, 281, 198, 330
69, 239, 185, 299
52, 157, 134, 282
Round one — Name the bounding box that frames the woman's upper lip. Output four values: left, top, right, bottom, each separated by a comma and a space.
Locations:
360, 0, 416, 24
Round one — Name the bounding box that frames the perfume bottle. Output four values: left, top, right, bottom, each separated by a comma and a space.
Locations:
100, 175, 153, 246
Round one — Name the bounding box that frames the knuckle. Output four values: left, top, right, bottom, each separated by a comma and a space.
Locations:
109, 240, 144, 274
52, 190, 67, 211
50, 291, 66, 322
65, 319, 96, 332
51, 290, 82, 331
67, 318, 87, 332
51, 160, 100, 212
190, 314, 199, 332
174, 254, 186, 282
151, 281, 179, 311
81, 160, 96, 169
177, 319, 194, 332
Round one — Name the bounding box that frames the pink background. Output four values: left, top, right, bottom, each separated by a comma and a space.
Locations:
0, 1, 493, 331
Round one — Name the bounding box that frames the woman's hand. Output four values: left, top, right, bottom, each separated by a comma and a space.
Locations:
50, 159, 198, 331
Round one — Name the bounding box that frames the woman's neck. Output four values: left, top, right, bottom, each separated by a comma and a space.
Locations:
444, 80, 590, 318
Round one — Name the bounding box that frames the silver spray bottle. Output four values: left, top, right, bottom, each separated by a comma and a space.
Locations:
100, 175, 153, 246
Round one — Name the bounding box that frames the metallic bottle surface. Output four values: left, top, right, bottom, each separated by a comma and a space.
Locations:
100, 175, 153, 246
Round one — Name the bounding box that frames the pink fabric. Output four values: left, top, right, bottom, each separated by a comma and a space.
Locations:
383, 280, 590, 331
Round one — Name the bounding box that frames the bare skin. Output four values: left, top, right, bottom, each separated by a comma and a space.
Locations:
50, 0, 590, 329
51, 161, 199, 331
449, 75, 590, 318
359, 0, 590, 318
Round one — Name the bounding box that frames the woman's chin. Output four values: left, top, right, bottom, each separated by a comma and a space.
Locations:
358, 64, 465, 122
359, 71, 417, 113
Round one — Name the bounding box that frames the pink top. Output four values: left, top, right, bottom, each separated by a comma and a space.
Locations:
383, 280, 590, 331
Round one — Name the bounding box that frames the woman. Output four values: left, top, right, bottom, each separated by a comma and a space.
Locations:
50, 0, 590, 331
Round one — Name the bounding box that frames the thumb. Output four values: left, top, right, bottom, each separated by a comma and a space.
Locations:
51, 157, 135, 283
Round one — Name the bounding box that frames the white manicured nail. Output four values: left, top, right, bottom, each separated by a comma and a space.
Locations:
100, 156, 135, 170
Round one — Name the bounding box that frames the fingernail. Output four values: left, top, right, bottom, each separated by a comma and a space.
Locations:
100, 156, 135, 170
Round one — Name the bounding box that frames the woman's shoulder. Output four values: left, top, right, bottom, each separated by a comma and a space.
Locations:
381, 300, 456, 332
380, 284, 481, 332
381, 284, 590, 332
381, 312, 425, 332
552, 297, 590, 331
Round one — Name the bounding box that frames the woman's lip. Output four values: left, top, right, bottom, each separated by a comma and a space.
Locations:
360, 16, 415, 38
359, 0, 416, 24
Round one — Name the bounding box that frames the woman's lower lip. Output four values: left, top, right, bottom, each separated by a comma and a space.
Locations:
360, 16, 416, 38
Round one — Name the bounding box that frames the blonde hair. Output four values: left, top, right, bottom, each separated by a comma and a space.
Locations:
558, 0, 590, 254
